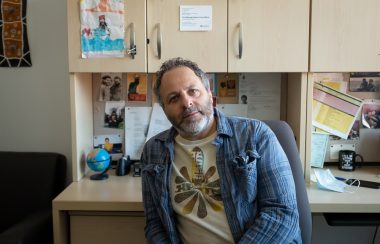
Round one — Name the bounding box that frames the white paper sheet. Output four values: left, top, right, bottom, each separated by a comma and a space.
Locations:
238, 73, 281, 120
216, 104, 248, 117
311, 132, 329, 168
180, 5, 212, 31
146, 103, 172, 142
125, 107, 152, 160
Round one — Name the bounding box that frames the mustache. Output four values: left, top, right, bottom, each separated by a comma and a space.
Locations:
182, 107, 202, 117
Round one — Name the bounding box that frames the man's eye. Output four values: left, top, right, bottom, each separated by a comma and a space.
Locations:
189, 89, 200, 96
168, 96, 178, 103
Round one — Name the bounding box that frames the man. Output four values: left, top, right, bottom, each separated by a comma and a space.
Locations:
99, 75, 112, 101
141, 57, 301, 243
110, 76, 122, 101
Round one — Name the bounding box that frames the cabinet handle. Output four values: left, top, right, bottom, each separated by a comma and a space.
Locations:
238, 22, 243, 59
129, 22, 136, 59
157, 23, 162, 59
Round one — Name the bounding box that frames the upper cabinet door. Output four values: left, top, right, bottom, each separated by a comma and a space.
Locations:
311, 0, 380, 72
228, 0, 309, 72
67, 0, 146, 73
147, 0, 227, 73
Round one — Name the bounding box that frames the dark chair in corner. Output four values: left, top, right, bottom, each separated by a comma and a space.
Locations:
0, 152, 66, 244
264, 120, 312, 244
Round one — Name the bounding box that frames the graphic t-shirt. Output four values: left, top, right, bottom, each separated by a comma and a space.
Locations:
171, 132, 234, 244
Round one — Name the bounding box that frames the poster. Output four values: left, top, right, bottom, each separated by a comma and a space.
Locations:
80, 0, 125, 58
127, 73, 147, 102
312, 83, 363, 139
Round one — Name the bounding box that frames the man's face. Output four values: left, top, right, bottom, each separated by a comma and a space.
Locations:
106, 77, 112, 86
159, 67, 215, 140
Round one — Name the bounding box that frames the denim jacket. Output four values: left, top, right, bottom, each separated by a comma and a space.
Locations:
141, 108, 301, 244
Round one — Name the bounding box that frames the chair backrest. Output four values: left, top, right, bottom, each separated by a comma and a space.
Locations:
0, 151, 67, 232
264, 120, 312, 244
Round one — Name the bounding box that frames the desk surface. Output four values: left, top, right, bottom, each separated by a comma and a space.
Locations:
307, 166, 380, 213
54, 167, 380, 213
53, 170, 143, 212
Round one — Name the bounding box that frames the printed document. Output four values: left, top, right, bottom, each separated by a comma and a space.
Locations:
312, 83, 363, 139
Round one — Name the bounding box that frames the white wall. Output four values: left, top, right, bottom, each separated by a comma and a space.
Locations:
0, 0, 71, 182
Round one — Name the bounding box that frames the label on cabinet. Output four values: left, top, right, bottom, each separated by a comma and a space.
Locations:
180, 5, 212, 31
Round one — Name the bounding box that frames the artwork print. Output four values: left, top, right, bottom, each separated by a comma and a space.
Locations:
0, 0, 32, 67
80, 0, 125, 58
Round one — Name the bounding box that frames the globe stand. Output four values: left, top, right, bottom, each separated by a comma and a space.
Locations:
90, 163, 111, 181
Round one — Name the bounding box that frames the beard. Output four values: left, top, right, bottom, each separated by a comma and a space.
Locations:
167, 98, 214, 138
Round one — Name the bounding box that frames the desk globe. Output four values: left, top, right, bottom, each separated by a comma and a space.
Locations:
86, 148, 111, 180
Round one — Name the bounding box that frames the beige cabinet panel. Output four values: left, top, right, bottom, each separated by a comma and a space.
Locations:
228, 0, 309, 72
67, 0, 146, 72
70, 212, 146, 244
310, 0, 380, 72
147, 0, 227, 72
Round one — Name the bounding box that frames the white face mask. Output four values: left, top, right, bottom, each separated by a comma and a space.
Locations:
313, 169, 358, 193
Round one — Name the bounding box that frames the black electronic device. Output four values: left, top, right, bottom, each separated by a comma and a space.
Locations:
346, 179, 380, 189
132, 162, 141, 177
116, 155, 132, 176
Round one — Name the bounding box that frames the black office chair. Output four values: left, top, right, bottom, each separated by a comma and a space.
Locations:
0, 152, 67, 244
264, 120, 312, 244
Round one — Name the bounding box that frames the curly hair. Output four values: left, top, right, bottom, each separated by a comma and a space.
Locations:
153, 57, 210, 106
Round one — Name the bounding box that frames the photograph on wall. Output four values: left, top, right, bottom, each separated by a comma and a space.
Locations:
98, 73, 124, 101
362, 102, 380, 129
104, 101, 125, 129
80, 0, 125, 58
217, 74, 237, 97
93, 133, 123, 156
127, 73, 147, 102
349, 72, 380, 92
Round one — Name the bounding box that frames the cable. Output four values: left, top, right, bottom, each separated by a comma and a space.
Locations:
372, 225, 378, 244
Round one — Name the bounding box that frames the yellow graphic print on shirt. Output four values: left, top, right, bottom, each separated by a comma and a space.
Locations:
174, 146, 223, 219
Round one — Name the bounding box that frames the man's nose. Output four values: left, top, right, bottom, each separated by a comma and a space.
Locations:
181, 94, 193, 108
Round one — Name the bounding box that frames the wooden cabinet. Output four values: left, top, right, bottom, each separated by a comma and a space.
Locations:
67, 0, 146, 72
228, 0, 309, 72
147, 0, 227, 72
53, 174, 145, 244
70, 212, 145, 244
310, 0, 380, 72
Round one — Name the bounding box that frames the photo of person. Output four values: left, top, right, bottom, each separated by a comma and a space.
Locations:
104, 101, 125, 128
349, 72, 380, 92
93, 134, 124, 160
362, 103, 380, 129
110, 75, 122, 101
103, 137, 113, 152
98, 75, 113, 101
98, 73, 124, 101
240, 95, 248, 104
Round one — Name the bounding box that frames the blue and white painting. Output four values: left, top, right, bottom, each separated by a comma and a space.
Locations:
80, 0, 125, 58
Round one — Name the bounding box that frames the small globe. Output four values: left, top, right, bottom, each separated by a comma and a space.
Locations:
86, 148, 111, 172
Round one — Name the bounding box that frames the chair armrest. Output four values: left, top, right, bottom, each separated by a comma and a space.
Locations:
0, 209, 53, 244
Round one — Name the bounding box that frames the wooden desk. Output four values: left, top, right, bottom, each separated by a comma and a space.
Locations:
52, 171, 145, 244
53, 167, 380, 243
307, 166, 380, 213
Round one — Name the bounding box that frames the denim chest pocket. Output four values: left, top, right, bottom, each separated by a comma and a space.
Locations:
231, 150, 260, 202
